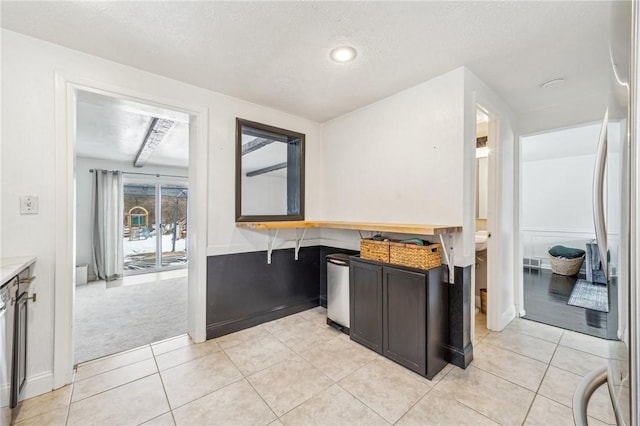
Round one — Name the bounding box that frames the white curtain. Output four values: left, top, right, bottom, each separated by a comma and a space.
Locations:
91, 170, 124, 281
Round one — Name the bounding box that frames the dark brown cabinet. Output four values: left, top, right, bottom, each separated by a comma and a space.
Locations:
349, 260, 383, 353
350, 257, 448, 379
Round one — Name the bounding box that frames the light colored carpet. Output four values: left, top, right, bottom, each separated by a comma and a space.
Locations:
74, 277, 187, 364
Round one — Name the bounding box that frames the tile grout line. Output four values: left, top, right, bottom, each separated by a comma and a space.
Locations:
272, 310, 454, 424
263, 312, 399, 421
477, 338, 555, 366
335, 380, 394, 424
218, 344, 281, 422
259, 315, 339, 420
166, 375, 246, 412
431, 384, 508, 426
152, 340, 221, 373
392, 386, 436, 426
464, 361, 542, 396
521, 330, 565, 424
75, 346, 156, 382
64, 370, 76, 426
435, 359, 551, 425
150, 346, 178, 425
68, 369, 158, 404
504, 322, 565, 344
332, 354, 437, 425
153, 346, 253, 414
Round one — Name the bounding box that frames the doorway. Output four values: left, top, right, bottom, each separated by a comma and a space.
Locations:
474, 106, 493, 338
519, 122, 620, 339
73, 89, 191, 363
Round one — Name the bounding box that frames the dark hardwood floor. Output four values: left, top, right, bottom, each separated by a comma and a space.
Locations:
522, 268, 618, 339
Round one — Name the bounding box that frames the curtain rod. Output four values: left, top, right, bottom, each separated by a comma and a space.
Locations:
89, 169, 187, 179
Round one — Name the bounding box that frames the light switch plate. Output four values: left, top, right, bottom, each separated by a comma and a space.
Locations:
20, 196, 39, 214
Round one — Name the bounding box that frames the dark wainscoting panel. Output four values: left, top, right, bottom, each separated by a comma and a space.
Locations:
319, 246, 359, 308
207, 245, 471, 369
445, 265, 473, 368
206, 247, 321, 339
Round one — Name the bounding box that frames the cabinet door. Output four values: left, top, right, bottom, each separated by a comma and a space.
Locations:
383, 267, 426, 375
350, 260, 383, 353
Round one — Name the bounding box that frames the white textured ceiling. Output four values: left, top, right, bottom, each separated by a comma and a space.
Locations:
76, 90, 189, 168
1, 1, 614, 123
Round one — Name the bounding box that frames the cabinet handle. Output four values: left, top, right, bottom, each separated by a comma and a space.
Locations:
11, 293, 36, 305
19, 276, 36, 284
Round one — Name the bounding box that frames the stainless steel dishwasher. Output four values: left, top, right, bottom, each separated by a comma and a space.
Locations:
326, 254, 351, 334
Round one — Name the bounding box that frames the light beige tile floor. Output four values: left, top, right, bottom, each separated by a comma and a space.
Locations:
11, 309, 621, 425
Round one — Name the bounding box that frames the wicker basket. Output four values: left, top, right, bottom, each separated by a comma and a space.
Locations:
549, 254, 584, 276
389, 242, 442, 270
360, 239, 390, 263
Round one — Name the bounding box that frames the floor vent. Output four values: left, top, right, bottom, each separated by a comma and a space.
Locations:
523, 258, 541, 269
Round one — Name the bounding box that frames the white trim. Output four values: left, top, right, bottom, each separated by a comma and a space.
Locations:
187, 108, 208, 343
473, 97, 503, 333
516, 133, 525, 316
522, 226, 619, 236
498, 304, 517, 330
53, 75, 75, 388
53, 73, 208, 389
21, 371, 54, 401
485, 113, 501, 331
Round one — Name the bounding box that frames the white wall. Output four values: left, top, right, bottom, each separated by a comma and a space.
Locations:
319, 66, 517, 332
75, 157, 188, 279
1, 29, 322, 398
320, 68, 466, 257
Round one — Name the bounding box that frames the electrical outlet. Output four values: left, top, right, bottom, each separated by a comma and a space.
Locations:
20, 196, 39, 215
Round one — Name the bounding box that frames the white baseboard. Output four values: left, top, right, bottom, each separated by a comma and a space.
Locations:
0, 382, 8, 407
21, 371, 53, 401
475, 295, 481, 309
495, 304, 516, 331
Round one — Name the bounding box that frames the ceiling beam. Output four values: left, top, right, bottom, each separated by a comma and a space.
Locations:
134, 118, 175, 167
246, 162, 287, 177
242, 137, 274, 155
242, 127, 289, 142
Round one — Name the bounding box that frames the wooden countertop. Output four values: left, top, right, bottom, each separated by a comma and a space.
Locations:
236, 220, 461, 235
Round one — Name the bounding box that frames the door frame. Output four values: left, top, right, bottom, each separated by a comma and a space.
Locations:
471, 100, 503, 334
467, 83, 518, 335
53, 74, 208, 388
473, 105, 498, 321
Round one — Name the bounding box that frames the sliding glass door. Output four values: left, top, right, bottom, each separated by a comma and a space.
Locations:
123, 178, 188, 273
161, 185, 188, 267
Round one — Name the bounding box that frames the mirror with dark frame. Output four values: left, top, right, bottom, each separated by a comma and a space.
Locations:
236, 118, 305, 222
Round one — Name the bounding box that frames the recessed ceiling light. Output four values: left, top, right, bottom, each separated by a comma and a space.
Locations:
540, 78, 565, 88
330, 46, 357, 63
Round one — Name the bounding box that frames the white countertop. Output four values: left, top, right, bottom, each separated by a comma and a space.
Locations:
1, 256, 36, 285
